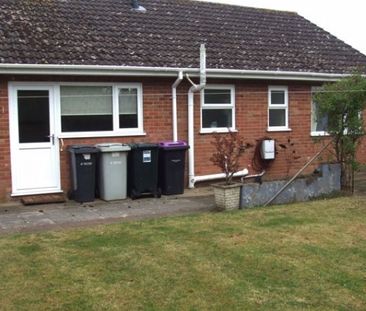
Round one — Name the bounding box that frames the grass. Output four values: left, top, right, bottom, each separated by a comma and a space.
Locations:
0, 197, 366, 310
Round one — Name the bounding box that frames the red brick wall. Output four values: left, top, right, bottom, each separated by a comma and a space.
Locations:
192, 80, 334, 179
357, 111, 366, 164
0, 75, 365, 201
0, 80, 11, 200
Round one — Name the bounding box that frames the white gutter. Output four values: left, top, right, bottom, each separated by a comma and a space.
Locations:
172, 71, 183, 141
205, 69, 353, 81
0, 64, 191, 77
0, 63, 355, 81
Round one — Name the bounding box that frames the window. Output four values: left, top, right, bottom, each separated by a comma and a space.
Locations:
268, 86, 289, 131
60, 86, 113, 132
311, 87, 328, 136
201, 85, 235, 132
59, 83, 143, 136
118, 88, 138, 129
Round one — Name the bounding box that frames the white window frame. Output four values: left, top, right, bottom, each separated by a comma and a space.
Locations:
311, 86, 329, 136
56, 82, 145, 138
200, 84, 236, 134
114, 83, 144, 134
267, 86, 290, 132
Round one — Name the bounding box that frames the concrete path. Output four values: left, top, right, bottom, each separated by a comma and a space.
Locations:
0, 188, 215, 235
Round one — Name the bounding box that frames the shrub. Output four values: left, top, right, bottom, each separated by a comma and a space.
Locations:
314, 74, 366, 192
210, 130, 251, 185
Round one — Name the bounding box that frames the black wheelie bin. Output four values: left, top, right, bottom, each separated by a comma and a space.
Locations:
128, 143, 160, 199
68, 145, 99, 203
158, 141, 189, 195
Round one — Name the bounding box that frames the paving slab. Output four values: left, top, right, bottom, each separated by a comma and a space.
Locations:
0, 214, 28, 231
43, 208, 102, 224
0, 189, 215, 235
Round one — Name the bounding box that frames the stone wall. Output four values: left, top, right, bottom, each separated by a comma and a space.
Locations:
240, 163, 341, 208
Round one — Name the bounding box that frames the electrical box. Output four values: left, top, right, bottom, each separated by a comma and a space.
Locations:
261, 139, 275, 160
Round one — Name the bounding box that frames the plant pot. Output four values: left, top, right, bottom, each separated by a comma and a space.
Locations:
212, 182, 242, 211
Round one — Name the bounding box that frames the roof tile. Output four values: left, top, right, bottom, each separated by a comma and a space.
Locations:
0, 0, 365, 74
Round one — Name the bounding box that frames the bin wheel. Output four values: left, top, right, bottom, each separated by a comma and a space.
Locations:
154, 188, 162, 198
130, 189, 138, 200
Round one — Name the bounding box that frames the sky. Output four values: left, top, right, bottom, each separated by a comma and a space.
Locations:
199, 0, 366, 55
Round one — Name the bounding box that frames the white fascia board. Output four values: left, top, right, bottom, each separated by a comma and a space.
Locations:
0, 63, 357, 81
205, 69, 352, 81
0, 64, 194, 77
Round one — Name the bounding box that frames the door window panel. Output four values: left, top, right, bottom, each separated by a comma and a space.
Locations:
17, 90, 50, 143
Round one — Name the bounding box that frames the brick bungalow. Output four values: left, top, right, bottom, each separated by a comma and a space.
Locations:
0, 0, 365, 201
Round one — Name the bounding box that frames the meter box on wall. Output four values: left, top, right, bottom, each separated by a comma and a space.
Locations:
260, 139, 275, 160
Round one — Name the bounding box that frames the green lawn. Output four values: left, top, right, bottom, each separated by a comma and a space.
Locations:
0, 197, 365, 310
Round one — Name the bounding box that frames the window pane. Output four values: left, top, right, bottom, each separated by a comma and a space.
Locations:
61, 86, 112, 115
119, 88, 138, 128
312, 100, 328, 132
271, 91, 285, 105
60, 86, 113, 132
204, 89, 231, 104
202, 109, 232, 128
269, 109, 286, 127
18, 90, 50, 143
61, 115, 113, 132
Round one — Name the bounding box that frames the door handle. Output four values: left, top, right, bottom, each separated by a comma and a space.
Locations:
47, 134, 55, 145
59, 137, 64, 151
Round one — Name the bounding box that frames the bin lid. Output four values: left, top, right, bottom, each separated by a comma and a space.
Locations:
95, 143, 131, 152
159, 140, 189, 150
129, 143, 159, 150
68, 145, 100, 154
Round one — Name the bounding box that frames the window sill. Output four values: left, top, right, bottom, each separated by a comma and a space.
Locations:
266, 127, 292, 132
311, 131, 330, 137
58, 131, 146, 139
200, 128, 238, 134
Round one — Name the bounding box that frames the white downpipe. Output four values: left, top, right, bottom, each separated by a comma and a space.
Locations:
188, 44, 206, 188
188, 90, 196, 188
172, 71, 183, 142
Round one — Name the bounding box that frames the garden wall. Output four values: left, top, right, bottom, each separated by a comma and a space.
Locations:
240, 163, 341, 208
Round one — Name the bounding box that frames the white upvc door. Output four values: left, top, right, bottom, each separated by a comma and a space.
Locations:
9, 83, 61, 196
